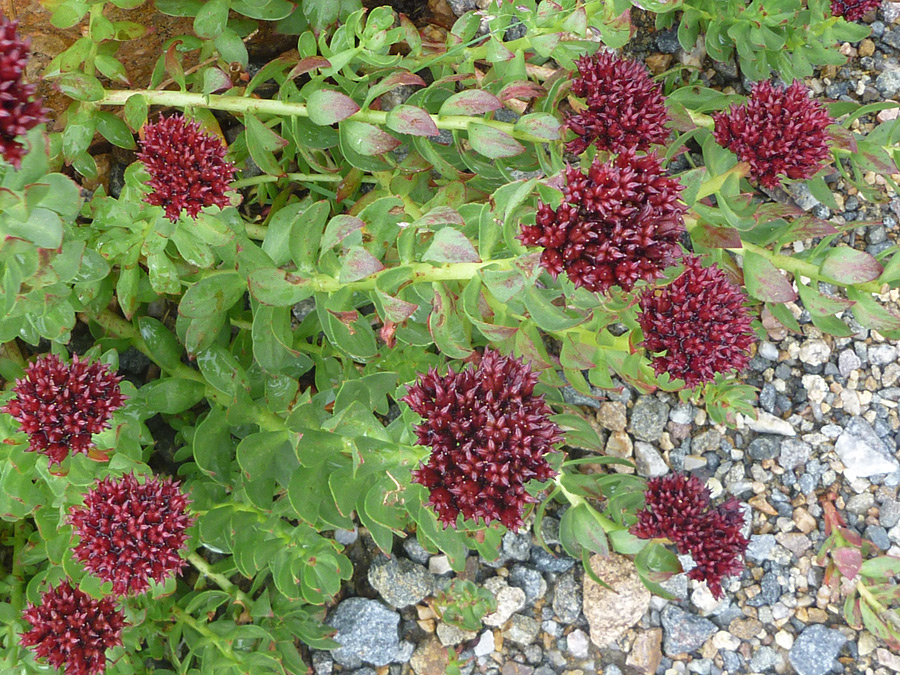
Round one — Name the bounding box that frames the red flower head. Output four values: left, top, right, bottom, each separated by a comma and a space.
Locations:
712, 80, 832, 188
0, 14, 47, 168
830, 0, 879, 20
566, 51, 670, 155
2, 354, 126, 466
68, 472, 194, 596
521, 150, 686, 294
137, 114, 236, 222
402, 349, 562, 531
20, 580, 127, 675
637, 255, 756, 388
631, 473, 748, 599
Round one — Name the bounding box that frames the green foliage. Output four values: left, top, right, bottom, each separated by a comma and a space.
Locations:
432, 579, 498, 632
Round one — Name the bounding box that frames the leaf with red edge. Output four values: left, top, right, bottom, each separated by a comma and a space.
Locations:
821, 246, 883, 285
288, 56, 331, 78
413, 206, 465, 228
498, 81, 547, 102
844, 594, 863, 630
339, 246, 385, 283
515, 113, 562, 140
796, 281, 855, 318
832, 547, 863, 580
375, 290, 418, 323
386, 105, 439, 137
847, 289, 900, 333
321, 215, 365, 252
743, 251, 797, 302
467, 123, 525, 159
690, 222, 742, 248
860, 556, 900, 579
341, 121, 401, 155
423, 228, 480, 263
366, 71, 426, 108
307, 89, 360, 126
429, 284, 472, 359
439, 90, 503, 116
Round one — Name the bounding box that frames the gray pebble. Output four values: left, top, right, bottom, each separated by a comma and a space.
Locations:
869, 344, 898, 366
876, 68, 900, 97
748, 436, 780, 460
551, 570, 582, 623
866, 524, 891, 550
661, 605, 717, 656
630, 396, 670, 442
327, 597, 400, 668
402, 537, 431, 565
749, 646, 779, 672
509, 564, 547, 605
503, 531, 533, 562
789, 624, 847, 675
367, 557, 434, 609
530, 546, 576, 573
779, 438, 811, 470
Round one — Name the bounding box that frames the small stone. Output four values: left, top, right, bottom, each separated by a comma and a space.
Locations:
743, 411, 796, 436
660, 605, 716, 656
334, 527, 358, 546
691, 584, 724, 615
846, 492, 875, 514
604, 431, 634, 472
552, 570, 582, 623
776, 532, 813, 557
729, 618, 763, 640
428, 555, 454, 575
503, 531, 533, 562
692, 430, 722, 454
566, 628, 591, 658
876, 69, 900, 98
626, 628, 663, 674
630, 396, 669, 442
645, 53, 673, 75
799, 339, 831, 366
748, 435, 780, 460
410, 636, 449, 675
838, 349, 862, 377
748, 495, 779, 516
789, 625, 847, 675
327, 598, 400, 668
859, 38, 876, 56
794, 508, 818, 534
835, 417, 900, 480
583, 553, 651, 647
775, 629, 795, 650
881, 499, 900, 528
509, 564, 547, 605
394, 640, 414, 663
368, 557, 434, 608
779, 438, 811, 470
483, 579, 527, 627
436, 622, 476, 647
749, 646, 778, 672
473, 630, 495, 657
530, 546, 576, 573
745, 534, 777, 564
634, 441, 669, 477
403, 538, 431, 565
597, 401, 627, 432
503, 614, 541, 645
869, 344, 898, 366
312, 650, 333, 675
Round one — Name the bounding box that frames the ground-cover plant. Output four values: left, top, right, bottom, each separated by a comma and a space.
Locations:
0, 0, 899, 673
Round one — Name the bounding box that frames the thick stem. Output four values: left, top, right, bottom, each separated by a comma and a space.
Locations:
187, 551, 253, 609
231, 173, 344, 189
99, 90, 551, 144
172, 605, 240, 663
553, 475, 618, 532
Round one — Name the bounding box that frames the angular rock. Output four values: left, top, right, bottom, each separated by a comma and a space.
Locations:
835, 417, 900, 481
436, 622, 476, 646
630, 396, 669, 442
552, 570, 582, 623
660, 605, 716, 656
410, 636, 449, 675
483, 577, 527, 627
743, 411, 796, 436
367, 557, 434, 608
626, 628, 663, 674
779, 438, 811, 470
634, 441, 669, 477
502, 614, 541, 645
597, 401, 627, 431
789, 625, 847, 675
327, 597, 400, 668
583, 553, 650, 647
508, 564, 547, 605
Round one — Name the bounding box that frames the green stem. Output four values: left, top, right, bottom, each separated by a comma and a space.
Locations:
231, 173, 344, 189
172, 605, 240, 664
553, 474, 618, 532
187, 552, 253, 609
730, 240, 884, 295
98, 90, 551, 144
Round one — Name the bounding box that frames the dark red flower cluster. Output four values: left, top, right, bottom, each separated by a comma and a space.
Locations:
631, 473, 748, 598
403, 349, 562, 531
20, 580, 127, 675
637, 255, 756, 387
565, 51, 670, 155
830, 0, 880, 21
137, 114, 236, 221
2, 354, 126, 466
0, 14, 47, 168
712, 80, 832, 188
69, 473, 194, 596
521, 150, 686, 294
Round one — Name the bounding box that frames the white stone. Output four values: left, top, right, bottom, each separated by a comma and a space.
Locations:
711, 630, 740, 651
428, 555, 453, 575
775, 630, 794, 650
691, 584, 725, 616
799, 339, 832, 366
835, 419, 900, 481
482, 579, 526, 627
473, 630, 494, 657
801, 375, 828, 404
840, 389, 861, 416
742, 411, 796, 436
634, 441, 669, 477
567, 628, 590, 659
